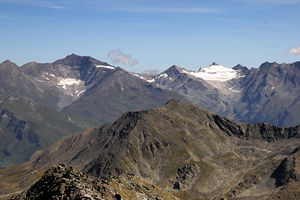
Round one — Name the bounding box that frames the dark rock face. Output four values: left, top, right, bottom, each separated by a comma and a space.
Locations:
173, 182, 180, 190
272, 156, 297, 187
114, 194, 122, 200
173, 162, 199, 190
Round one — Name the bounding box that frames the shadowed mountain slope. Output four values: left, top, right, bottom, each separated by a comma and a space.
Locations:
0, 96, 83, 169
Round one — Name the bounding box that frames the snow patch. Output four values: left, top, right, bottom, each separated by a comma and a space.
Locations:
183, 64, 238, 82
158, 73, 168, 78
58, 78, 83, 90
146, 79, 155, 83
229, 87, 240, 93
41, 74, 50, 80
76, 90, 86, 96
132, 73, 155, 83
132, 73, 145, 79
95, 65, 115, 70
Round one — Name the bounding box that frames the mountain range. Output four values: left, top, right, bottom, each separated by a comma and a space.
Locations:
0, 54, 299, 171
2, 99, 300, 199
148, 61, 300, 128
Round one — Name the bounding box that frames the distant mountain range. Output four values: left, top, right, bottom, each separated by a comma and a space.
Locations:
0, 54, 299, 169
3, 100, 300, 199
146, 61, 300, 128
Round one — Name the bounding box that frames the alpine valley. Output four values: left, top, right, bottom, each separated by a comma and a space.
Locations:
0, 54, 300, 199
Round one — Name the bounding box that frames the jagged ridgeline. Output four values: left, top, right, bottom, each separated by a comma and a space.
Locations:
3, 100, 300, 200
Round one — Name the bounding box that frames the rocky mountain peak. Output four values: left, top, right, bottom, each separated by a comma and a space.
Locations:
233, 64, 248, 70
0, 60, 19, 71
1, 60, 15, 65
54, 54, 110, 68
259, 61, 279, 71
233, 64, 250, 75
164, 65, 184, 73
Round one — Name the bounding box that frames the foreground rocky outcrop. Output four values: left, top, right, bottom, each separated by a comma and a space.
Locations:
11, 164, 177, 200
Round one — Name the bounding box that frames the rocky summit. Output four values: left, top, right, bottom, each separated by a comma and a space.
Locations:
3, 99, 300, 200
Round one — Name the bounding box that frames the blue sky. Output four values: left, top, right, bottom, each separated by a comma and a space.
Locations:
0, 0, 300, 72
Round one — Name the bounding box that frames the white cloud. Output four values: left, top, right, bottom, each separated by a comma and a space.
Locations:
108, 49, 139, 66
288, 45, 300, 55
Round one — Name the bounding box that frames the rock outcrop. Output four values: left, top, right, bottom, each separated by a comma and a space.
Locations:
11, 164, 177, 200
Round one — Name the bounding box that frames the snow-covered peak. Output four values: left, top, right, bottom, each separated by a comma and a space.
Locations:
95, 65, 115, 70
198, 63, 229, 72
186, 63, 238, 82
